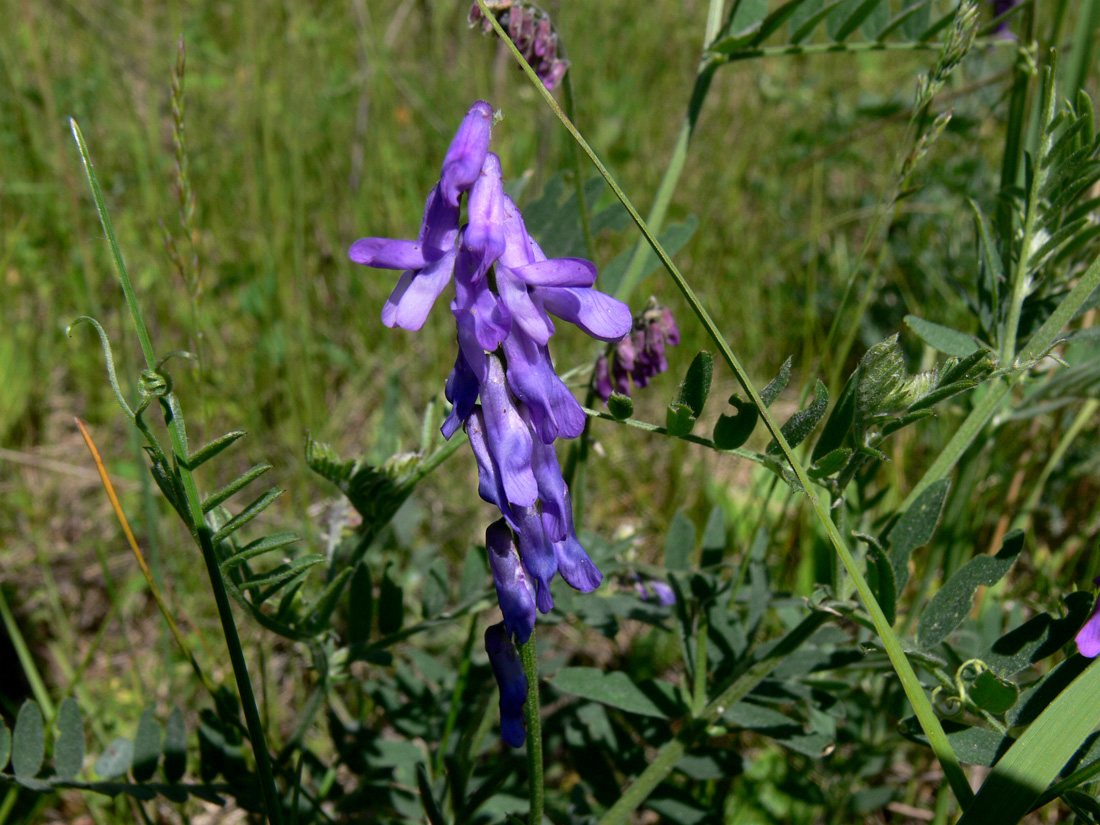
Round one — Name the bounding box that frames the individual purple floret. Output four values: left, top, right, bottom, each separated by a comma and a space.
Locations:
1076, 577, 1100, 658
467, 1, 571, 91
594, 298, 680, 402
485, 622, 529, 747
350, 100, 631, 745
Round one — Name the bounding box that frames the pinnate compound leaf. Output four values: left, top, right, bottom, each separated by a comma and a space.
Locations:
607, 392, 634, 420
886, 477, 950, 592
131, 707, 162, 782
904, 315, 979, 356
54, 698, 85, 781
0, 721, 10, 772
305, 436, 417, 534
95, 738, 133, 780
766, 380, 828, 454
163, 707, 186, 783
916, 530, 1024, 649
665, 511, 695, 572
549, 667, 681, 718
713, 394, 757, 450
12, 701, 45, 780
378, 563, 405, 635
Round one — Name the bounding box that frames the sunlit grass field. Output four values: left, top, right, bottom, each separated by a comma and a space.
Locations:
2, 0, 1098, 821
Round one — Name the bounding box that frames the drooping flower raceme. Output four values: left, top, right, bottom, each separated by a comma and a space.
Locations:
350, 101, 631, 746
594, 297, 680, 402
1076, 576, 1100, 658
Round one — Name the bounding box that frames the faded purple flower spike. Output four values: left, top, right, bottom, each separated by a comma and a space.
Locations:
467, 1, 571, 90
594, 298, 680, 402
1076, 577, 1100, 658
485, 622, 528, 747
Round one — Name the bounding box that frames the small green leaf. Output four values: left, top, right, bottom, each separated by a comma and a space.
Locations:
812, 366, 858, 462
860, 534, 897, 626
94, 737, 133, 780
459, 544, 488, 603
549, 667, 681, 718
767, 380, 828, 454
12, 700, 45, 780
887, 477, 951, 592
186, 430, 246, 469
666, 403, 697, 437
163, 707, 187, 783
984, 591, 1094, 678
713, 394, 757, 450
676, 351, 714, 418
808, 447, 851, 478
421, 558, 448, 618
348, 562, 374, 645
210, 488, 283, 543
900, 717, 1013, 767
905, 315, 979, 356
131, 707, 162, 782
760, 356, 792, 407
0, 721, 10, 772
201, 464, 272, 513
969, 670, 1020, 715
916, 531, 1024, 649
607, 392, 634, 420
378, 563, 405, 635
665, 511, 696, 572
54, 698, 85, 781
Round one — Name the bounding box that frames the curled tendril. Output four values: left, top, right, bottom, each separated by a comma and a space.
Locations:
958, 659, 987, 685
932, 685, 964, 716
139, 369, 171, 399
66, 316, 135, 422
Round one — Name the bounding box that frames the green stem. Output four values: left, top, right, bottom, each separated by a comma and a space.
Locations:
519, 632, 544, 825
479, 1, 973, 805
71, 121, 283, 825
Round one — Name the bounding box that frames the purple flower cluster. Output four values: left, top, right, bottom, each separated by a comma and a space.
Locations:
468, 1, 570, 90
350, 101, 631, 746
594, 298, 680, 402
1077, 576, 1100, 659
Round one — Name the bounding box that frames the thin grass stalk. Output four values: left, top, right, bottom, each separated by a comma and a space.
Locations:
477, 0, 974, 806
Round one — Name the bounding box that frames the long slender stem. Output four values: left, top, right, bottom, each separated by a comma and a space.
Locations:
478, 0, 973, 806
71, 121, 283, 825
519, 632, 544, 825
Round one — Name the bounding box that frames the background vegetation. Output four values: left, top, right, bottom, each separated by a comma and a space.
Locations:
1, 0, 1098, 822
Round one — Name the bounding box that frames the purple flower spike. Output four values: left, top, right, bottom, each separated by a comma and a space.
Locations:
485, 622, 529, 747
1076, 577, 1100, 658
486, 520, 537, 643
440, 101, 494, 207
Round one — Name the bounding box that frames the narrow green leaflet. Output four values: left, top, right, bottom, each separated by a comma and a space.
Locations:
665, 511, 696, 572
378, 563, 405, 635
916, 530, 1025, 649
12, 700, 45, 780
900, 717, 1013, 767
549, 668, 682, 718
349, 562, 374, 645
132, 707, 163, 782
905, 314, 979, 356
886, 477, 951, 591
958, 661, 1100, 825
54, 698, 85, 781
983, 591, 1094, 678
766, 380, 828, 454
163, 707, 187, 783
94, 737, 134, 781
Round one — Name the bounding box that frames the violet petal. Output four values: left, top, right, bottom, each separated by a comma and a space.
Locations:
440, 101, 494, 207
539, 286, 632, 341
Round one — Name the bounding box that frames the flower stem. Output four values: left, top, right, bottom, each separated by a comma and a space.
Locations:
519, 631, 544, 825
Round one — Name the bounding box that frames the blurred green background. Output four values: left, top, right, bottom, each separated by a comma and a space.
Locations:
1, 0, 1096, 817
